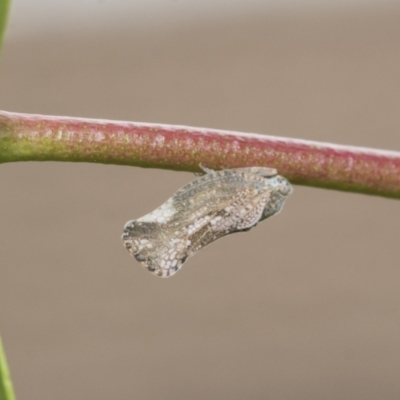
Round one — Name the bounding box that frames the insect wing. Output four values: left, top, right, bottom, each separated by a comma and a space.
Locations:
127, 171, 270, 276
122, 168, 291, 278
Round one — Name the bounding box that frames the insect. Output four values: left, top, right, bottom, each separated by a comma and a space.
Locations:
122, 166, 292, 277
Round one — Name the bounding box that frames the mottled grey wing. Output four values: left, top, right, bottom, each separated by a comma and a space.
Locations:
122, 170, 271, 277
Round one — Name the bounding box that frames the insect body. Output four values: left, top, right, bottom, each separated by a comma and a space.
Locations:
122, 167, 292, 277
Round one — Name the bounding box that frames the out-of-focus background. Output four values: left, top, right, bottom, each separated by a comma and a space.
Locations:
1, 1, 400, 399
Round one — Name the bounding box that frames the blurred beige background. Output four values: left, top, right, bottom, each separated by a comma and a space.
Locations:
1, 1, 400, 399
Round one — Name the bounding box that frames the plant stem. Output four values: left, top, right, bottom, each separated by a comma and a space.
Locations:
0, 0, 11, 58
1, 110, 400, 199
0, 335, 16, 400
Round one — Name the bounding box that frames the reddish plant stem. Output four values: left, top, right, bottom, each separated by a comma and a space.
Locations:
1, 110, 399, 198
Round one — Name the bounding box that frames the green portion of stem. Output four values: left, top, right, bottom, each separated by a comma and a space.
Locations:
1, 110, 400, 199
0, 335, 16, 400
0, 0, 11, 57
